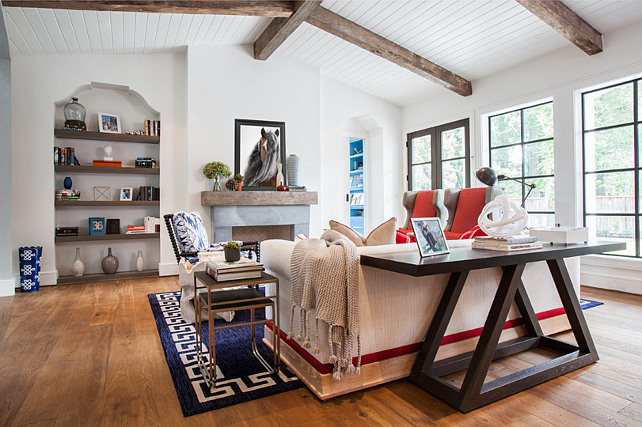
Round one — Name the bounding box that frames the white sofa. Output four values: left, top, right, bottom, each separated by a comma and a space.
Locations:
260, 239, 579, 400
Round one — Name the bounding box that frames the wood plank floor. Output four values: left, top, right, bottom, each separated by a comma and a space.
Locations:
0, 277, 640, 426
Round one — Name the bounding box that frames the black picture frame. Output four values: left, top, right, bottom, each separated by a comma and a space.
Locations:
234, 119, 286, 191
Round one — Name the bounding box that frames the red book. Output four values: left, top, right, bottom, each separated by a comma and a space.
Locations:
93, 160, 122, 167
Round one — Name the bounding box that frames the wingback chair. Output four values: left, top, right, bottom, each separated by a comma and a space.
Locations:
442, 186, 503, 239
396, 189, 448, 243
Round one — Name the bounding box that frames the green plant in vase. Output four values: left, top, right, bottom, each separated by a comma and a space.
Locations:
233, 173, 244, 191
203, 161, 232, 191
223, 241, 241, 262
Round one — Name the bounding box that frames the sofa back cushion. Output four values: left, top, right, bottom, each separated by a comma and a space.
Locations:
449, 188, 488, 233
329, 217, 397, 246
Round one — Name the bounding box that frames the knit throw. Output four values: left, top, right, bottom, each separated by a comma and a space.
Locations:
289, 229, 361, 379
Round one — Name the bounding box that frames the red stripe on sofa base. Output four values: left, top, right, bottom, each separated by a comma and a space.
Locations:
266, 306, 566, 375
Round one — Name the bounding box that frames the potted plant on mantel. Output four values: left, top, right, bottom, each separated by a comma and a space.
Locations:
223, 241, 241, 262
233, 174, 244, 191
203, 161, 231, 191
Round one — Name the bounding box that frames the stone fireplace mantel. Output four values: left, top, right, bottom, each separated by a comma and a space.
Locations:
201, 191, 318, 242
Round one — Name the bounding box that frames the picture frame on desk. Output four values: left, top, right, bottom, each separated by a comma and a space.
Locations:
411, 217, 449, 257
98, 112, 121, 134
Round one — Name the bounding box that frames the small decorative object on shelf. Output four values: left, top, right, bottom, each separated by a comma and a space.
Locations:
275, 162, 284, 188
287, 153, 300, 186
477, 195, 528, 238
89, 217, 106, 235
98, 112, 121, 134
19, 246, 42, 292
63, 97, 87, 131
225, 178, 236, 191
106, 219, 120, 234
529, 225, 589, 245
277, 183, 287, 191
104, 145, 113, 161
101, 247, 119, 274
233, 173, 244, 191
93, 186, 111, 201
63, 176, 72, 189
72, 247, 85, 277
136, 251, 144, 272
203, 161, 232, 191
223, 241, 241, 262
120, 187, 133, 201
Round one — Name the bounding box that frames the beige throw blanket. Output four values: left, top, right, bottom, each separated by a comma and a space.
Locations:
290, 229, 361, 379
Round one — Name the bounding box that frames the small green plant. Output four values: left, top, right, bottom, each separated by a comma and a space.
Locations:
233, 173, 244, 183
223, 241, 241, 249
202, 161, 232, 180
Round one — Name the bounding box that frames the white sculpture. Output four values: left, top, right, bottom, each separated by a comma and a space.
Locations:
104, 145, 113, 160
478, 195, 528, 238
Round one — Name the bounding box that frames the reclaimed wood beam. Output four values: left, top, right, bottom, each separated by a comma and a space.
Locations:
305, 7, 472, 96
254, 0, 320, 60
515, 0, 602, 55
1, 1, 296, 17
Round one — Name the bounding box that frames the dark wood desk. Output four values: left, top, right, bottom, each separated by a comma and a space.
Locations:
360, 242, 624, 412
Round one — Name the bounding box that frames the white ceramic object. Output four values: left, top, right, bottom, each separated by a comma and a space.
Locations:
275, 162, 284, 186
287, 154, 300, 186
71, 247, 85, 277
478, 195, 528, 238
136, 250, 144, 272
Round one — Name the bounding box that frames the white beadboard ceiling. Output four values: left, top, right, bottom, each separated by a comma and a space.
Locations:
3, 0, 642, 106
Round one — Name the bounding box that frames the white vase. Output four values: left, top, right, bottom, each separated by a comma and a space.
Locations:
276, 162, 284, 186
71, 247, 85, 277
136, 251, 144, 272
287, 154, 300, 186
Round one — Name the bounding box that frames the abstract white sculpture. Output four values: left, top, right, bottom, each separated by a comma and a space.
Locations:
478, 195, 528, 238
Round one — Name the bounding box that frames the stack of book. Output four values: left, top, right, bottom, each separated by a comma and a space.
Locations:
472, 235, 543, 251
138, 186, 160, 201
54, 146, 80, 165
126, 225, 147, 234
56, 189, 80, 200
289, 185, 307, 192
92, 160, 122, 167
144, 216, 160, 233
55, 226, 79, 236
205, 257, 264, 282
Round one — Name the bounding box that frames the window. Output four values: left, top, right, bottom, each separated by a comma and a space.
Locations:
582, 78, 641, 257
488, 101, 555, 227
407, 119, 470, 190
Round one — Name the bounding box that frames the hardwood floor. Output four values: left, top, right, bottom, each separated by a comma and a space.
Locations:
0, 278, 640, 426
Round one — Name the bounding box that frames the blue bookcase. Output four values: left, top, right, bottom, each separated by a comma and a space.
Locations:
349, 138, 365, 234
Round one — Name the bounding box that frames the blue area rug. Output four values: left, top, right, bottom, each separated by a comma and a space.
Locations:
580, 298, 603, 310
148, 291, 303, 417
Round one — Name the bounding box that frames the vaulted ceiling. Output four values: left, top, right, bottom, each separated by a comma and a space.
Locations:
2, 0, 642, 107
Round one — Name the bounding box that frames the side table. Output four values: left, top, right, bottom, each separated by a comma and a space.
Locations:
194, 270, 280, 390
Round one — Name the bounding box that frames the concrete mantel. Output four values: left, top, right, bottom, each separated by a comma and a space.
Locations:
201, 191, 318, 206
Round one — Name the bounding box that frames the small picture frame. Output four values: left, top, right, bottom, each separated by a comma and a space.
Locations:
120, 187, 133, 201
106, 219, 120, 235
93, 186, 111, 201
411, 217, 449, 257
98, 112, 121, 134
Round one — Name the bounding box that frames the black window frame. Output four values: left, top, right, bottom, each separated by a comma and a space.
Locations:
407, 118, 470, 190
488, 101, 555, 222
581, 77, 641, 258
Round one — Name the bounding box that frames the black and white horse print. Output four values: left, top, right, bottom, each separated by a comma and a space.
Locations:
244, 128, 280, 187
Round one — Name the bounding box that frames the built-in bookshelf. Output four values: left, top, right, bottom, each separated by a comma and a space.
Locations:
53, 82, 161, 284
349, 138, 365, 234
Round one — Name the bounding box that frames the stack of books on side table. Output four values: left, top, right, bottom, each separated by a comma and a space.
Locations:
472, 235, 543, 251
205, 257, 264, 282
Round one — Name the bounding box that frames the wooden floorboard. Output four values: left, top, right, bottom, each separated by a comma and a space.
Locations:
0, 280, 640, 426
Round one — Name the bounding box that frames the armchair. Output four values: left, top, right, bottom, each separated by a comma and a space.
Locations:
442, 186, 503, 240
396, 190, 448, 243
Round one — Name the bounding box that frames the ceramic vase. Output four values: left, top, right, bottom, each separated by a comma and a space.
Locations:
101, 247, 119, 274
63, 176, 72, 189
236, 182, 243, 191
287, 154, 300, 186
224, 247, 241, 262
136, 251, 144, 272
72, 247, 85, 277
276, 163, 284, 186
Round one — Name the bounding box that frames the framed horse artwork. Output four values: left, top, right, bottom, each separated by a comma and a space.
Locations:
234, 119, 287, 191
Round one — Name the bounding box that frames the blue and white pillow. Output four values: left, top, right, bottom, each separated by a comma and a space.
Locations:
172, 211, 210, 254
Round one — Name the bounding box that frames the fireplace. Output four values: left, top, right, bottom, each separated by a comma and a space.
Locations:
201, 191, 318, 243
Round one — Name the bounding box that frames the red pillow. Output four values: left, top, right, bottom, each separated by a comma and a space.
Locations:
450, 188, 487, 233
411, 191, 437, 218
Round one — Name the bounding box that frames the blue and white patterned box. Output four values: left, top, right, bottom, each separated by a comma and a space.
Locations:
19, 246, 42, 292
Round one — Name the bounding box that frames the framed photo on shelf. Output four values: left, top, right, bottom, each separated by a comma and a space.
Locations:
411, 217, 449, 257
234, 119, 286, 191
120, 187, 133, 201
93, 186, 111, 201
98, 112, 121, 134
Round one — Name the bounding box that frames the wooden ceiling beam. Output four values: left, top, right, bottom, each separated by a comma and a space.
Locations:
254, 0, 320, 60
1, 1, 296, 17
515, 0, 602, 55
305, 6, 472, 96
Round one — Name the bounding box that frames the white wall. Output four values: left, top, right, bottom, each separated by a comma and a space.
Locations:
185, 45, 323, 238
403, 21, 642, 294
11, 53, 186, 285
0, 58, 11, 296
320, 77, 403, 234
